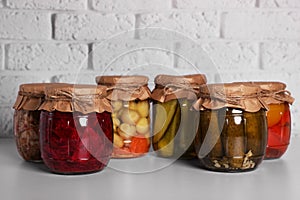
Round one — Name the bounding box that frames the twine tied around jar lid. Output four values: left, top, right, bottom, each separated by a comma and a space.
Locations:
194, 83, 269, 112
13, 83, 70, 111
151, 74, 207, 102
39, 84, 112, 114
246, 82, 294, 105
95, 75, 151, 101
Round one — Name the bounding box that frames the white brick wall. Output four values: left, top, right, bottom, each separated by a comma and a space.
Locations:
0, 11, 51, 40
175, 0, 256, 9
259, 0, 300, 8
223, 11, 300, 40
91, 0, 172, 12
7, 0, 87, 10
54, 13, 135, 40
0, 0, 300, 137
6, 43, 88, 71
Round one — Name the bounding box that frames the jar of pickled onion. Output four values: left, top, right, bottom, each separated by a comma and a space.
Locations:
39, 84, 113, 174
96, 76, 151, 158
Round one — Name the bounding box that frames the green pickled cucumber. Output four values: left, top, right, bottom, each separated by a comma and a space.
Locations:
197, 110, 223, 159
222, 108, 245, 169
153, 100, 178, 144
244, 110, 268, 156
156, 104, 181, 157
177, 99, 198, 158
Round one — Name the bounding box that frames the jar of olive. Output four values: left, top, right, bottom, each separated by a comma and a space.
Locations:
96, 75, 151, 158
194, 83, 268, 172
151, 74, 207, 159
252, 82, 294, 159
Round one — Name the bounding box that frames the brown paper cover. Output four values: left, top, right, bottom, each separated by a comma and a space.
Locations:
96, 75, 151, 101
39, 84, 112, 114
194, 83, 268, 112
249, 82, 294, 105
13, 83, 70, 111
151, 74, 207, 102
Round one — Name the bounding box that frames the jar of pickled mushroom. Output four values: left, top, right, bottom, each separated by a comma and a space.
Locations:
194, 83, 268, 172
151, 74, 207, 159
13, 83, 48, 162
254, 82, 294, 159
96, 76, 151, 158
39, 84, 113, 174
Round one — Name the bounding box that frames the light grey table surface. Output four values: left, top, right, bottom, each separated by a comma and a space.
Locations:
1, 137, 300, 200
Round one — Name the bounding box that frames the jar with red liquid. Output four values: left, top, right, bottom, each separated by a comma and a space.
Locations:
39, 84, 113, 174
96, 76, 151, 158
255, 82, 294, 159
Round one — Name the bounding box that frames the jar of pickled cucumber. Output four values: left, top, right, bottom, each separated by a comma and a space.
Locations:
194, 83, 268, 172
39, 84, 113, 174
151, 74, 207, 159
253, 82, 294, 159
96, 76, 151, 158
13, 83, 69, 162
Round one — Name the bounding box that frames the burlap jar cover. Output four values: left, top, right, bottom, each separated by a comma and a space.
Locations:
250, 82, 294, 105
194, 83, 269, 112
13, 83, 70, 111
39, 84, 112, 114
151, 74, 207, 102
95, 75, 151, 101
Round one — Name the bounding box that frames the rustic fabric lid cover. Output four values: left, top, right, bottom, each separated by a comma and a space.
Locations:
39, 84, 112, 114
95, 75, 151, 101
194, 83, 268, 112
249, 82, 294, 105
151, 74, 207, 102
13, 83, 69, 111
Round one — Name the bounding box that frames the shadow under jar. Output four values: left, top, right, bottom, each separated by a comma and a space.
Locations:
151, 74, 207, 159
250, 82, 294, 159
96, 75, 151, 158
194, 83, 268, 172
39, 84, 113, 174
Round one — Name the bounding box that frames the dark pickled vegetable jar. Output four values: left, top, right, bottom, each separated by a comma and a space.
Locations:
194, 83, 268, 172
96, 76, 151, 158
13, 83, 66, 162
151, 74, 207, 159
254, 82, 294, 159
39, 84, 113, 174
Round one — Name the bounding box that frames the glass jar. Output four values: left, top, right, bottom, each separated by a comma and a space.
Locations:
96, 76, 151, 158
253, 82, 294, 159
151, 74, 207, 159
13, 83, 66, 162
39, 84, 113, 174
194, 83, 268, 172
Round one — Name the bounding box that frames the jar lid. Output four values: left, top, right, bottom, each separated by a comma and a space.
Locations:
96, 75, 149, 86
152, 74, 207, 102
246, 81, 294, 105
95, 75, 151, 101
154, 74, 207, 86
194, 83, 268, 112
39, 84, 112, 114
13, 83, 70, 111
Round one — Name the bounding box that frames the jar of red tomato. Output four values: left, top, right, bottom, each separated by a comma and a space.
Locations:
254, 82, 294, 159
96, 76, 151, 158
39, 84, 113, 174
